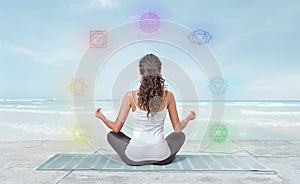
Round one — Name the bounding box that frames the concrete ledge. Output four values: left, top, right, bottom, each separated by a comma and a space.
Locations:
1, 140, 299, 184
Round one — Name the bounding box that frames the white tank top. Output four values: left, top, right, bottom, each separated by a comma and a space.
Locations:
125, 92, 171, 162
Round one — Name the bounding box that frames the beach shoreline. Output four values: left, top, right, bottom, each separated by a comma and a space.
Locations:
0, 140, 299, 183
1, 101, 300, 183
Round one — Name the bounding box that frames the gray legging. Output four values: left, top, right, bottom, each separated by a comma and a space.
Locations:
107, 131, 185, 166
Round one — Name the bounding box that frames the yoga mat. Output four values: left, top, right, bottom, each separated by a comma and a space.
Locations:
37, 154, 273, 172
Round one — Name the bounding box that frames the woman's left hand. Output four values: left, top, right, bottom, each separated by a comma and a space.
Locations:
187, 111, 196, 121
95, 108, 105, 119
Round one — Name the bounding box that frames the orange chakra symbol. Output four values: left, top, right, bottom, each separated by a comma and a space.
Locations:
68, 78, 88, 96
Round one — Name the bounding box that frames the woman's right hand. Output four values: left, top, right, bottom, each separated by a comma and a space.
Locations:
95, 108, 105, 120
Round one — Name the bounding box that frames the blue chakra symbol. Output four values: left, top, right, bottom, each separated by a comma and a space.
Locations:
188, 30, 212, 45
140, 12, 160, 33
208, 77, 227, 95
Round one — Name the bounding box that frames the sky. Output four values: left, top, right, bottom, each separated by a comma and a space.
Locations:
0, 0, 299, 100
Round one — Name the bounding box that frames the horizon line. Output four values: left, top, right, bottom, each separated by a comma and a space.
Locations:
1, 98, 300, 103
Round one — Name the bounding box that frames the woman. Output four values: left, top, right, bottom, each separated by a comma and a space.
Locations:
95, 54, 196, 166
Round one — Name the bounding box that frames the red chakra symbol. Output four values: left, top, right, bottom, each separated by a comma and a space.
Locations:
90, 30, 107, 48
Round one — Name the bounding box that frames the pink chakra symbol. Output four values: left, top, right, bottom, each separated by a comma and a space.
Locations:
140, 12, 160, 33
90, 30, 107, 48
188, 30, 212, 45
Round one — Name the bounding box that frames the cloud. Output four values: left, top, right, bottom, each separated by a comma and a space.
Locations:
89, 0, 120, 8
253, 74, 300, 85
69, 0, 120, 10
0, 41, 40, 59
0, 40, 82, 65
32, 48, 81, 65
128, 13, 141, 21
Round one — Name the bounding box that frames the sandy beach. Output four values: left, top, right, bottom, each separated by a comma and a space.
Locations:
0, 140, 299, 184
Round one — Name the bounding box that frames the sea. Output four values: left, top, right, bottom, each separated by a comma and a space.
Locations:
0, 99, 300, 142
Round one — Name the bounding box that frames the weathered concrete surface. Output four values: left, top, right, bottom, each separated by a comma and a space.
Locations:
234, 141, 300, 184
0, 141, 92, 184
59, 171, 283, 184
0, 140, 299, 184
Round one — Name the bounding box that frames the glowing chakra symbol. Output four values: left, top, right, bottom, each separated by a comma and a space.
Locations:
208, 77, 227, 95
188, 30, 212, 45
140, 12, 160, 33
72, 124, 92, 143
68, 78, 88, 96
209, 124, 228, 143
90, 30, 107, 48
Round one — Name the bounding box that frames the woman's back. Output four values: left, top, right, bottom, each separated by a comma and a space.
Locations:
131, 91, 167, 144
125, 91, 171, 161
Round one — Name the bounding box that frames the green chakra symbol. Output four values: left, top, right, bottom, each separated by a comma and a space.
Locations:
209, 124, 228, 142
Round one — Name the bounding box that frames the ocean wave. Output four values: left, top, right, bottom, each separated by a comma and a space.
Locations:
5, 99, 36, 102
256, 103, 300, 107
177, 102, 209, 106
33, 99, 47, 102
0, 104, 15, 108
11, 122, 70, 135
2, 98, 48, 102
0, 107, 113, 115
16, 105, 47, 109
227, 102, 300, 107
255, 122, 300, 128
240, 110, 300, 115
0, 108, 80, 115
226, 102, 300, 107
71, 106, 88, 110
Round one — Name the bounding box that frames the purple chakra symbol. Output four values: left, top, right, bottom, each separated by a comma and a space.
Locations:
140, 12, 160, 33
188, 30, 212, 45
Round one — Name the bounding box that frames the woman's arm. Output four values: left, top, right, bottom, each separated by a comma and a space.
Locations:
167, 91, 196, 132
95, 92, 131, 133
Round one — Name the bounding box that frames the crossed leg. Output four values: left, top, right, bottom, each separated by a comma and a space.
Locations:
107, 131, 185, 166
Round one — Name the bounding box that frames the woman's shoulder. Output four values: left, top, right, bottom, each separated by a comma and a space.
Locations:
125, 90, 139, 102
164, 90, 175, 102
164, 90, 174, 97
125, 90, 137, 96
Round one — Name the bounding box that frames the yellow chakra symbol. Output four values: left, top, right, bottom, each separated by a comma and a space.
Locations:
68, 78, 88, 96
72, 124, 92, 143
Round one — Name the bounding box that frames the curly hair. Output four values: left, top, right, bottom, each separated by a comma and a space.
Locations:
137, 54, 165, 117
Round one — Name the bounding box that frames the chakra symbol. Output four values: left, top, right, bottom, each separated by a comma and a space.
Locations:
72, 124, 92, 143
140, 12, 160, 33
208, 77, 226, 95
68, 78, 88, 96
90, 30, 107, 48
209, 124, 228, 143
188, 30, 212, 45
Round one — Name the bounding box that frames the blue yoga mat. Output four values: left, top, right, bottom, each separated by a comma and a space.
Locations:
37, 154, 273, 172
